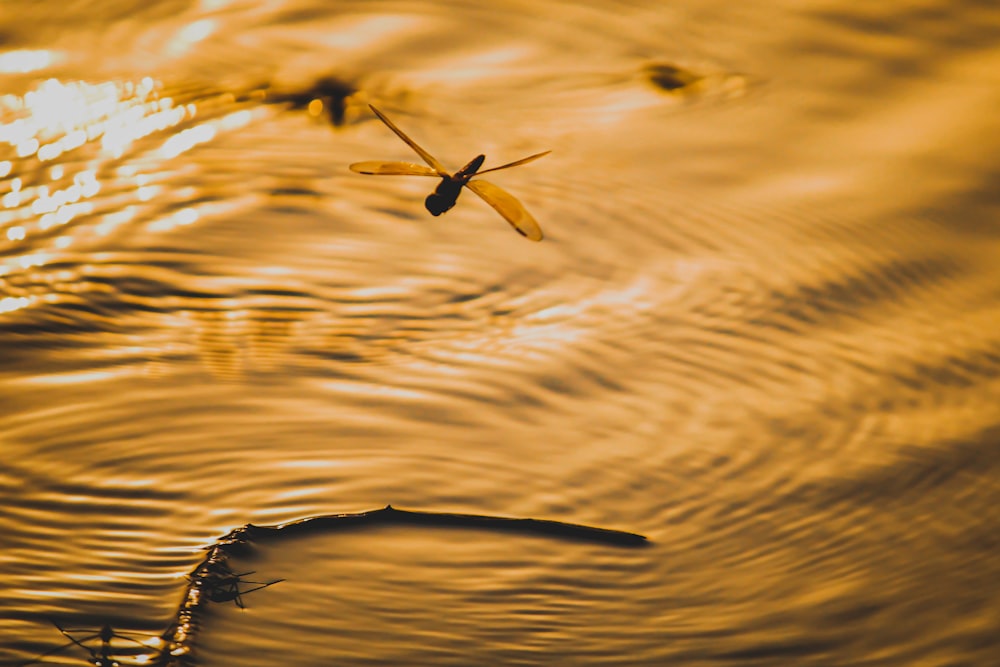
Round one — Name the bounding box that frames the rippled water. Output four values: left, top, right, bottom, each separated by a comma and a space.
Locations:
2, 0, 999, 664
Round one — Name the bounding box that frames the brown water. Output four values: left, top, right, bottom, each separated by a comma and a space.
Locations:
2, 1, 999, 665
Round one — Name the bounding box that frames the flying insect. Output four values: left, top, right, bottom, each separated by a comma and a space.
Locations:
350, 104, 549, 241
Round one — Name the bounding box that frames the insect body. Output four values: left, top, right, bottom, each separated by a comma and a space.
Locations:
350, 104, 549, 241
202, 569, 284, 609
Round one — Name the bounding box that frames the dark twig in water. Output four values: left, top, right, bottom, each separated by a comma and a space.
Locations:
22, 506, 644, 666
240, 504, 649, 546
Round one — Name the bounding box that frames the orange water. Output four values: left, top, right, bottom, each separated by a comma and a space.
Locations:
2, 1, 999, 664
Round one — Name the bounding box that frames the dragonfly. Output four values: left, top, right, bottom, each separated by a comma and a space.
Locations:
19, 619, 159, 667
350, 104, 549, 241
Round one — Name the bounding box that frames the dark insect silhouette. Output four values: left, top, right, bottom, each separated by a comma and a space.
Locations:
19, 619, 158, 667
350, 104, 549, 241
201, 570, 284, 609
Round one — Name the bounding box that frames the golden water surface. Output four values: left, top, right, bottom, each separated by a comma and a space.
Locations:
2, 0, 999, 665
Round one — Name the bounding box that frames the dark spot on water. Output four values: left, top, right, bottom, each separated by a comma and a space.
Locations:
270, 186, 319, 197
263, 76, 356, 127
644, 63, 702, 92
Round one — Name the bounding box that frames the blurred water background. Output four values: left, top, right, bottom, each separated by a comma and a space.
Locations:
2, 0, 999, 664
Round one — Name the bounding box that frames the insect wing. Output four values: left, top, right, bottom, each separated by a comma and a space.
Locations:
349, 161, 441, 176
475, 150, 551, 176
466, 180, 543, 241
368, 105, 449, 176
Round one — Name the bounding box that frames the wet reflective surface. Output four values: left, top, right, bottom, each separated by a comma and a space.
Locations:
2, 0, 999, 664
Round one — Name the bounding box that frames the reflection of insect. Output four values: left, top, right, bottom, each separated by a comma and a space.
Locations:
19, 619, 158, 667
203, 570, 284, 609
350, 104, 550, 241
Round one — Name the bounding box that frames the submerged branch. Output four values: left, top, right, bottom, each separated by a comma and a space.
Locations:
153, 505, 646, 665
238, 504, 649, 546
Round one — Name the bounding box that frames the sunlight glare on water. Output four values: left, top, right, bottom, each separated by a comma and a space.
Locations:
2, 0, 999, 665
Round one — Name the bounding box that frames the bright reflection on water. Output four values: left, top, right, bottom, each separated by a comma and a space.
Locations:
0, 49, 60, 74
2, 0, 1000, 665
